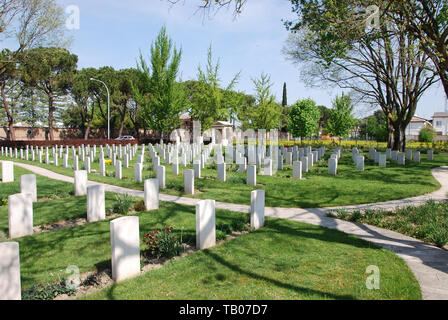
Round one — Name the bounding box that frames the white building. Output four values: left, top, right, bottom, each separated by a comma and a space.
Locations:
406, 116, 432, 140
432, 112, 448, 136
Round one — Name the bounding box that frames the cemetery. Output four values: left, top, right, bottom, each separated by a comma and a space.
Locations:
2, 0, 448, 303
0, 140, 446, 300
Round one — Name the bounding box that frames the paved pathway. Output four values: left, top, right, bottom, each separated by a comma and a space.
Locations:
9, 161, 448, 300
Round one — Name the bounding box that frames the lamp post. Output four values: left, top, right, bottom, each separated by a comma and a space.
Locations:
90, 78, 110, 139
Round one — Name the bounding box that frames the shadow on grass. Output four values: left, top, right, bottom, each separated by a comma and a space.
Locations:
200, 250, 355, 300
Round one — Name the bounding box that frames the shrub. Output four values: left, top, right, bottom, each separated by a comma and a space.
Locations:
419, 125, 436, 142
112, 193, 134, 214
143, 226, 183, 259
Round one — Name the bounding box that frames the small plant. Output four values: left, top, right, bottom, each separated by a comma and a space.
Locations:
216, 229, 227, 240
133, 200, 146, 212
231, 220, 245, 232
350, 210, 363, 222
82, 274, 100, 287
0, 196, 8, 206
22, 281, 76, 300
336, 209, 349, 220
143, 226, 183, 259
217, 222, 233, 234
112, 193, 134, 214
426, 223, 448, 248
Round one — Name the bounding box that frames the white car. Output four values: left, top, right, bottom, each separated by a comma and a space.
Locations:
115, 136, 135, 141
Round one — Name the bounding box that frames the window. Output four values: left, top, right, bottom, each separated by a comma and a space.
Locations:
436, 120, 443, 127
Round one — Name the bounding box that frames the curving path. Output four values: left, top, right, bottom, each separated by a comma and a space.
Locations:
8, 161, 448, 300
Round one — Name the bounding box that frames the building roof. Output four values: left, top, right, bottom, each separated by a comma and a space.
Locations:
179, 114, 191, 120
410, 116, 430, 123
433, 112, 448, 118
212, 121, 232, 127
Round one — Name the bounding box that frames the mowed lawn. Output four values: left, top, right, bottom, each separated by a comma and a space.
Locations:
82, 218, 421, 300
0, 165, 118, 236
0, 165, 421, 299
1, 149, 446, 208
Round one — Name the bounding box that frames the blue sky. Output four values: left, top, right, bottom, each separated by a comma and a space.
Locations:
26, 1, 448, 119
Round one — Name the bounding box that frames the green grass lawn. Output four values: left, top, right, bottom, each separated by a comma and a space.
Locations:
2, 148, 446, 208
329, 200, 448, 248
82, 217, 421, 300
0, 162, 422, 300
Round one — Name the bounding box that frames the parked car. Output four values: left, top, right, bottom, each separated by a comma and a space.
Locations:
115, 136, 135, 141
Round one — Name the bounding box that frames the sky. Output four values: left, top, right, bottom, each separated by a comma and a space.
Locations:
11, 0, 448, 119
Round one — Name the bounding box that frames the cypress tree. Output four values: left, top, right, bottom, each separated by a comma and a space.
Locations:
282, 82, 287, 107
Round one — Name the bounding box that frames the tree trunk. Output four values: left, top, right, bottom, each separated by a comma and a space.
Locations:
118, 104, 127, 137
392, 123, 406, 152
1, 81, 15, 141
48, 91, 55, 140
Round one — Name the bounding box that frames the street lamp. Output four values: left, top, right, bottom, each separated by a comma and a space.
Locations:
90, 78, 110, 139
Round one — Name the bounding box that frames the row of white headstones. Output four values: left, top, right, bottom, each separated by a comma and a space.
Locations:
0, 160, 266, 300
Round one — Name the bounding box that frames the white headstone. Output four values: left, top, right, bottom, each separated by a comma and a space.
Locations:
292, 161, 302, 179
74, 170, 88, 196
263, 159, 272, 176
217, 162, 226, 181
110, 216, 140, 283
1, 161, 14, 182
8, 193, 33, 238
157, 165, 166, 189
196, 199, 216, 250
193, 160, 201, 178
115, 160, 122, 179
328, 158, 338, 175
144, 178, 159, 210
356, 155, 365, 170
379, 154, 386, 167
134, 163, 143, 183
184, 169, 194, 195
250, 190, 265, 230
0, 242, 21, 300
247, 165, 257, 186
20, 174, 37, 202
87, 185, 105, 222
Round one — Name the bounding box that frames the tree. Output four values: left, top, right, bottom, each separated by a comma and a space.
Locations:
132, 26, 185, 140
281, 82, 287, 107
326, 93, 356, 139
20, 47, 78, 140
359, 110, 388, 142
0, 0, 70, 78
287, 98, 320, 140
388, 1, 448, 100
68, 68, 100, 139
166, 0, 247, 17
245, 72, 282, 130
0, 49, 21, 140
317, 105, 330, 135
187, 44, 240, 130
283, 0, 437, 151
